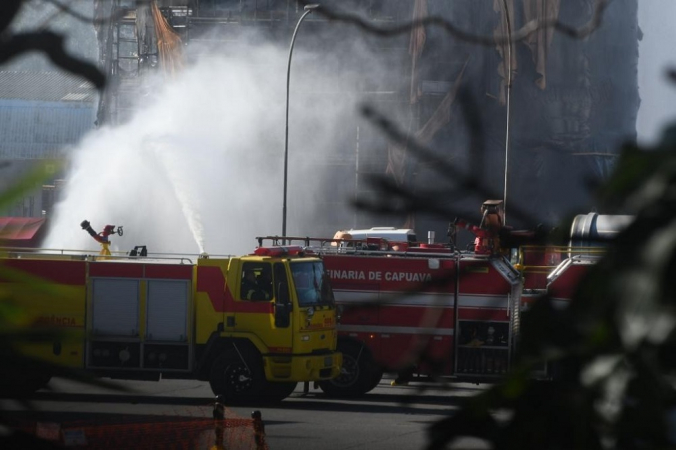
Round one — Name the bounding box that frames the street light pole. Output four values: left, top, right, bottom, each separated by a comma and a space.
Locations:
500, 0, 513, 226
282, 4, 319, 240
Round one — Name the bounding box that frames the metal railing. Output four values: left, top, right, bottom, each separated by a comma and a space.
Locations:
0, 246, 204, 265
514, 245, 606, 274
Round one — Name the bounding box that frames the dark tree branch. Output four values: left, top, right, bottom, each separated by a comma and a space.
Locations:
299, 0, 610, 47
0, 31, 105, 89
358, 103, 534, 225
0, 0, 23, 34
43, 0, 146, 25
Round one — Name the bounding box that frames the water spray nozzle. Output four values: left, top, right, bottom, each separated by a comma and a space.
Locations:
81, 220, 123, 244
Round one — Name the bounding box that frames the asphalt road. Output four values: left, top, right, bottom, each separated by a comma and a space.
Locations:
1, 375, 491, 449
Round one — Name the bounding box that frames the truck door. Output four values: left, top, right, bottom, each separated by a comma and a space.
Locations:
272, 262, 292, 333
234, 262, 293, 354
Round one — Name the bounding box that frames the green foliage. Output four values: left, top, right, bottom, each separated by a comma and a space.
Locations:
428, 128, 676, 449
0, 4, 110, 433
0, 159, 120, 385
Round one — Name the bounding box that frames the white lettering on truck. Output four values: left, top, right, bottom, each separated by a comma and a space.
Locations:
327, 270, 431, 283
327, 270, 366, 280
385, 272, 432, 282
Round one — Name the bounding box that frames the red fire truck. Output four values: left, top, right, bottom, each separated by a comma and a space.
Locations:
258, 201, 633, 397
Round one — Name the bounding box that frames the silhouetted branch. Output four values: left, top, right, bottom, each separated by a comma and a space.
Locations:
300, 0, 609, 46
43, 0, 145, 25
0, 31, 105, 88
0, 0, 23, 33
357, 102, 535, 225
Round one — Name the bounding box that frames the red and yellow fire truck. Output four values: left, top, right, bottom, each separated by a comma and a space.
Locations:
0, 235, 342, 402
257, 201, 633, 396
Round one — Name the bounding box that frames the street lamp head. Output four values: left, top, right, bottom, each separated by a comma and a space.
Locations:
304, 4, 320, 11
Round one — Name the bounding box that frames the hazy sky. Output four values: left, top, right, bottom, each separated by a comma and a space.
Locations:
637, 0, 676, 145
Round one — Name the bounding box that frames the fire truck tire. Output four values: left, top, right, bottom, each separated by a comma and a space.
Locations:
262, 381, 298, 401
209, 348, 267, 403
318, 341, 377, 397
366, 369, 384, 392
0, 370, 51, 397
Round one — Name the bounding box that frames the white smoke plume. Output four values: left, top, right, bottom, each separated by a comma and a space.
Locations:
44, 31, 387, 256
44, 50, 299, 256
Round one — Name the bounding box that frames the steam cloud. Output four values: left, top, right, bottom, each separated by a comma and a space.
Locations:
44, 32, 387, 256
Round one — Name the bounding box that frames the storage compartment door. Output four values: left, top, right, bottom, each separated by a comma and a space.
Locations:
146, 279, 189, 342
91, 278, 140, 337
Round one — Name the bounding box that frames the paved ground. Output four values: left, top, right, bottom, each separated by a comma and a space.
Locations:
0, 375, 492, 449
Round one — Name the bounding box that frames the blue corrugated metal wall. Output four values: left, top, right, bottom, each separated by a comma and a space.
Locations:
0, 99, 96, 159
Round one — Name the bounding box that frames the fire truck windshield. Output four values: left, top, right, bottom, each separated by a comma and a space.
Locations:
290, 261, 335, 307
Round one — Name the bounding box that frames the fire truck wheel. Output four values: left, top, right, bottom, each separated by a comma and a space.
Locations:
318, 341, 376, 397
209, 348, 266, 403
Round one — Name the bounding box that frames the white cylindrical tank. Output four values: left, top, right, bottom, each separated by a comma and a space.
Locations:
569, 213, 634, 247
